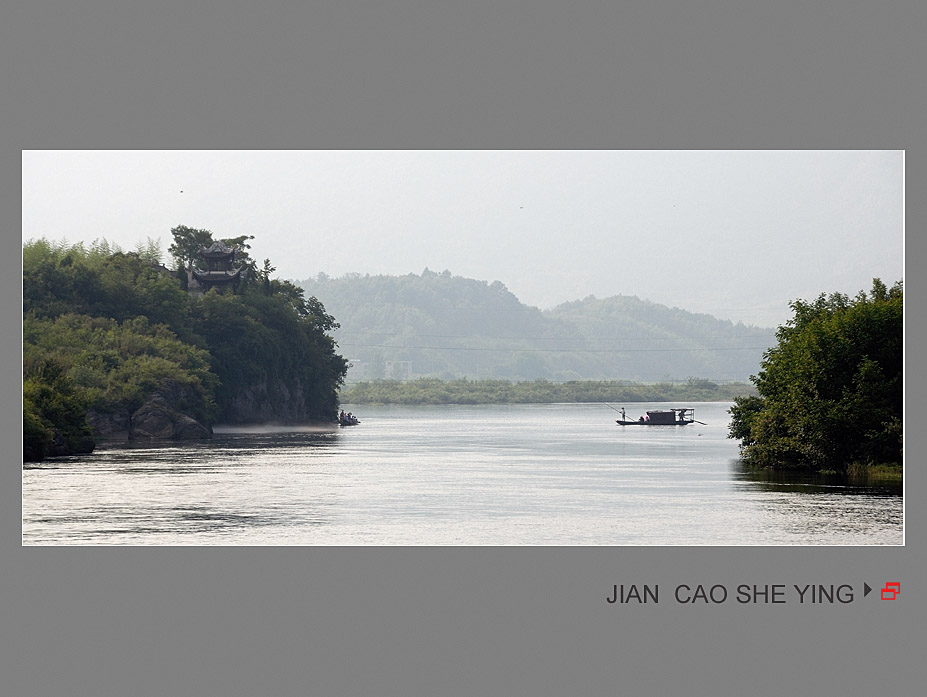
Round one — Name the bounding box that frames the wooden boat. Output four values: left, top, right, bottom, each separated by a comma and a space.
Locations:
616, 408, 703, 426
338, 413, 360, 426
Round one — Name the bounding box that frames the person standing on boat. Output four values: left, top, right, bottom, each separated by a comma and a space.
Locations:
620, 407, 627, 422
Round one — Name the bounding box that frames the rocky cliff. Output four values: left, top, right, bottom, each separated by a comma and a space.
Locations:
88, 383, 212, 443
220, 378, 316, 424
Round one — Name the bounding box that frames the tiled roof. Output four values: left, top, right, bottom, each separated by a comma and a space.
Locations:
201, 241, 235, 257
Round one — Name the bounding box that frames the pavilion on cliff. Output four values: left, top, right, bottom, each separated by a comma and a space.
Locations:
188, 240, 246, 294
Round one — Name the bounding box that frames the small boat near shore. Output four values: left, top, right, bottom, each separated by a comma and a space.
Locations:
338, 411, 360, 427
615, 407, 705, 426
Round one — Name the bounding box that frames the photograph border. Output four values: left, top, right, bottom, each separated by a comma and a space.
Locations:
6, 2, 921, 695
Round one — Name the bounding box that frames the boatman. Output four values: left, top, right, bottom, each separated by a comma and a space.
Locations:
620, 407, 627, 421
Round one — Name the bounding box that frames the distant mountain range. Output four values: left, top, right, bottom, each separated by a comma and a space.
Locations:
296, 270, 777, 383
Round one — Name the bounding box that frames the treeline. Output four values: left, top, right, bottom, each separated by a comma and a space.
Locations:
297, 270, 775, 382
24, 231, 347, 461
728, 279, 902, 473
339, 377, 756, 405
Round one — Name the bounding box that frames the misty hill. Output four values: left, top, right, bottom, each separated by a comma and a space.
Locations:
296, 270, 776, 383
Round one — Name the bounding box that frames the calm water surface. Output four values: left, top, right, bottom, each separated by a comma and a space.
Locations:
22, 403, 903, 545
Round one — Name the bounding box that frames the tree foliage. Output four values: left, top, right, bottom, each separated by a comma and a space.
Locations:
168, 225, 257, 278
728, 280, 903, 471
24, 313, 217, 421
24, 242, 194, 336
23, 357, 95, 461
23, 232, 347, 459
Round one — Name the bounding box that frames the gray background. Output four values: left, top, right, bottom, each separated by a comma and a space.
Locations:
5, 2, 922, 695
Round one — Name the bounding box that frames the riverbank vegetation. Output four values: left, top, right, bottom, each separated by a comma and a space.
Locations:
339, 377, 756, 405
728, 279, 902, 474
23, 232, 347, 460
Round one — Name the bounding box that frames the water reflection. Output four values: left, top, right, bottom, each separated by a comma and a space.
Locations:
725, 460, 903, 545
731, 461, 903, 497
23, 404, 903, 545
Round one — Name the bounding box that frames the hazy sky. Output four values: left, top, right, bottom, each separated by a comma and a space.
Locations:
22, 150, 903, 327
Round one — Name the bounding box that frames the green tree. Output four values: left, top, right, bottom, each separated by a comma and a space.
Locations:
168, 225, 256, 275
24, 232, 348, 454
728, 279, 902, 471
24, 313, 218, 428
23, 357, 95, 461
168, 225, 215, 270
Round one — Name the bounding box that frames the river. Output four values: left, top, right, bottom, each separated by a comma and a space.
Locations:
22, 402, 903, 545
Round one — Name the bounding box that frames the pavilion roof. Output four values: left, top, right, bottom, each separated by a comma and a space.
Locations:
200, 240, 236, 257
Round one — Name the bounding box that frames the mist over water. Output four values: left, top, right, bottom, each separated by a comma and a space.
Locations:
23, 403, 902, 545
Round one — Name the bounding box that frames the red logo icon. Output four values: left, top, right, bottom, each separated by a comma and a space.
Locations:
881, 582, 901, 600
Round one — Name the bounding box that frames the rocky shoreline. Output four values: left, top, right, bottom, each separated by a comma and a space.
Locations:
26, 377, 334, 461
